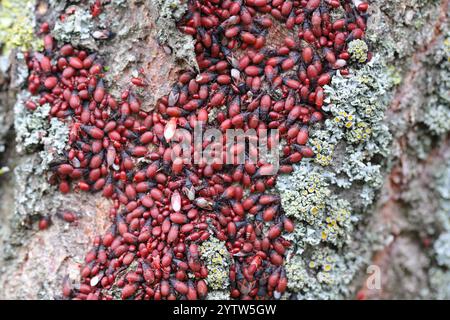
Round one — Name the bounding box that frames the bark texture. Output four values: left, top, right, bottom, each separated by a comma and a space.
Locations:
0, 0, 449, 299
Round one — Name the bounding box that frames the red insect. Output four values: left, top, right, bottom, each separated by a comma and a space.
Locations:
91, 0, 102, 18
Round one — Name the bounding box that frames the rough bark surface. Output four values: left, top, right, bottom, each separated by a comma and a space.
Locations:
0, 0, 449, 299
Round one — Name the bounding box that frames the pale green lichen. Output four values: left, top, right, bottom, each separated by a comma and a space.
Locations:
39, 117, 70, 169
428, 214, 450, 299
308, 249, 343, 286
13, 52, 68, 161
0, 0, 42, 54
434, 232, 450, 268
321, 56, 394, 204
14, 156, 54, 220
199, 236, 230, 292
348, 39, 369, 63
205, 291, 230, 300
278, 163, 355, 247
424, 104, 450, 135
401, 30, 450, 240
285, 246, 365, 299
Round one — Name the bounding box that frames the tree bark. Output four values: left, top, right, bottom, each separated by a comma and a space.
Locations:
0, 0, 449, 299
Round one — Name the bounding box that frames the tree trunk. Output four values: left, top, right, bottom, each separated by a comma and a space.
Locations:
0, 0, 449, 299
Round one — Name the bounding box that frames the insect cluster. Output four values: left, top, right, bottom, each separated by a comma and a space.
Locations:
25, 0, 369, 300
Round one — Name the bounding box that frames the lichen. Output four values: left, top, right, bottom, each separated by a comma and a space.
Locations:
309, 128, 335, 167
278, 163, 355, 247
434, 156, 450, 231
434, 232, 450, 268
424, 125, 450, 299
52, 7, 98, 49
14, 156, 53, 219
322, 55, 394, 205
13, 91, 69, 223
199, 236, 230, 293
401, 29, 450, 237
14, 92, 68, 168
14, 96, 51, 155
366, 0, 440, 62
285, 255, 315, 293
39, 117, 69, 168
279, 54, 395, 298
152, 0, 197, 69
348, 39, 369, 63
0, 0, 42, 54
285, 246, 365, 299
428, 267, 450, 299
421, 34, 450, 135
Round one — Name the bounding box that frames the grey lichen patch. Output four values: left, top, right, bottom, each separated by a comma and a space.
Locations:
277, 162, 355, 247
285, 245, 366, 299
279, 54, 395, 298
14, 93, 69, 169
14, 96, 51, 155
426, 154, 450, 297
13, 153, 79, 230
199, 236, 230, 293
12, 79, 69, 229
424, 105, 450, 135
434, 232, 450, 268
367, 0, 441, 62
206, 290, 230, 300
51, 0, 121, 51
433, 154, 450, 232
152, 0, 197, 70
285, 255, 314, 293
0, 0, 42, 54
322, 56, 394, 205
400, 31, 450, 235
421, 35, 450, 135
52, 7, 98, 49
40, 117, 69, 169
0, 78, 15, 153
309, 128, 335, 167
428, 267, 450, 299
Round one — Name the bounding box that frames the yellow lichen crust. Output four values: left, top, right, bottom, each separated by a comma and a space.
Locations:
278, 163, 354, 247
278, 53, 394, 299
284, 246, 363, 299
285, 256, 314, 292
0, 0, 42, 54
309, 128, 335, 167
199, 236, 230, 291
